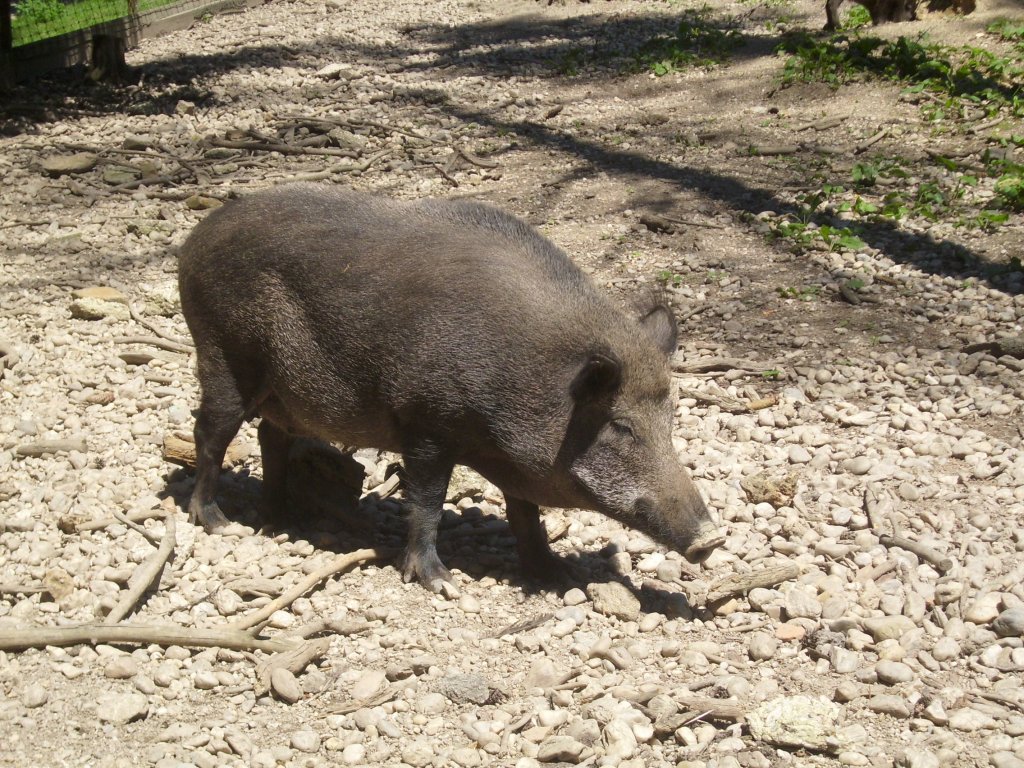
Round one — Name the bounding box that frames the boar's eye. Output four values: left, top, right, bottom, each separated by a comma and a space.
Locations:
609, 419, 636, 442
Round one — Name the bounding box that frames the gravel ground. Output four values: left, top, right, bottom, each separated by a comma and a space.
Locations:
1, 0, 1024, 766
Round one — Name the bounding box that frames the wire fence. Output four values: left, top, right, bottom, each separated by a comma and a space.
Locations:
10, 0, 175, 47
1, 0, 257, 84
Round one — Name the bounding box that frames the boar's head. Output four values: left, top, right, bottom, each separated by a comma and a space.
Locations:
561, 298, 725, 564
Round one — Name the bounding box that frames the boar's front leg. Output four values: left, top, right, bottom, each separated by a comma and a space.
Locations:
400, 440, 456, 592
505, 497, 574, 582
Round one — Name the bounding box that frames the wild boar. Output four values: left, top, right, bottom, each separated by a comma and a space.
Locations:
177, 185, 724, 592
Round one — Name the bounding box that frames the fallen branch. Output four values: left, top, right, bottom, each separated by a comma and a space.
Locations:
676, 386, 777, 414
863, 484, 892, 534
749, 144, 800, 156
289, 617, 372, 640
0, 584, 47, 596
854, 127, 889, 154
0, 623, 299, 653
162, 432, 250, 469
255, 636, 332, 696
673, 357, 775, 374
15, 437, 88, 457
207, 136, 361, 158
104, 507, 176, 624
879, 534, 953, 574
489, 612, 554, 639
229, 548, 394, 633
112, 509, 161, 545
457, 147, 498, 169
278, 149, 390, 183
113, 335, 194, 355
706, 562, 800, 603
62, 507, 164, 534
327, 684, 399, 715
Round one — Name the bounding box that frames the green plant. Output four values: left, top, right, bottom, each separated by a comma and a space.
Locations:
777, 285, 821, 301
761, 369, 782, 379
656, 269, 685, 287
819, 226, 867, 251
777, 32, 1024, 119
852, 162, 878, 187
994, 172, 1024, 210
842, 4, 871, 29
635, 8, 743, 75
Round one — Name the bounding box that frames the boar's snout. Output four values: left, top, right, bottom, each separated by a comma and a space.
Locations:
683, 519, 726, 564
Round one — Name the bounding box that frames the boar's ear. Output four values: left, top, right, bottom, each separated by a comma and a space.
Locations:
571, 351, 622, 402
638, 303, 678, 357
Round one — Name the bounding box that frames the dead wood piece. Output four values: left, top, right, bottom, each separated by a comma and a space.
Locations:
640, 213, 677, 234
364, 472, 401, 500
458, 148, 498, 169
255, 636, 332, 696
854, 128, 890, 154
489, 612, 554, 639
328, 685, 399, 715
803, 116, 845, 132
229, 548, 394, 633
0, 584, 47, 596
207, 136, 363, 158
673, 357, 773, 374
706, 563, 800, 603
123, 298, 193, 348
225, 577, 283, 598
67, 507, 164, 533
750, 144, 800, 156
838, 282, 862, 305
863, 484, 893, 534
16, 438, 87, 457
676, 387, 776, 414
114, 335, 194, 355
290, 617, 372, 640
163, 433, 250, 469
856, 558, 898, 584
662, 694, 745, 725
879, 534, 954, 573
104, 507, 176, 624
0, 623, 299, 653
277, 149, 390, 183
112, 509, 161, 545
119, 351, 168, 367
108, 172, 187, 193
962, 335, 1024, 359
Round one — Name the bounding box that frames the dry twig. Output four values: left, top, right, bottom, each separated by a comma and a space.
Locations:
0, 624, 299, 653
229, 548, 394, 632
104, 507, 176, 624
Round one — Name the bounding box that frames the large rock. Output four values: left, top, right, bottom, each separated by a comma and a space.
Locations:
747, 695, 842, 752
587, 582, 641, 622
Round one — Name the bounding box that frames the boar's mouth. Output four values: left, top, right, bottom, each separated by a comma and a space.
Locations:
622, 499, 725, 564
682, 521, 726, 564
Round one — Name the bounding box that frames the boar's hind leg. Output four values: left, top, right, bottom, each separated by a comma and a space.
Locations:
257, 419, 294, 526
399, 441, 456, 592
190, 350, 248, 533
506, 497, 574, 583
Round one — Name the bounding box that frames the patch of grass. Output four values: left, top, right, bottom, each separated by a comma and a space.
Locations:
656, 269, 686, 287
841, 4, 872, 30
777, 32, 1024, 119
777, 284, 821, 301
634, 7, 743, 76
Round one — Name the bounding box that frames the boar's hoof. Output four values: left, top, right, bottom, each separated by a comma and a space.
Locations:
189, 500, 232, 533
521, 552, 581, 586
683, 523, 726, 564
401, 547, 457, 595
